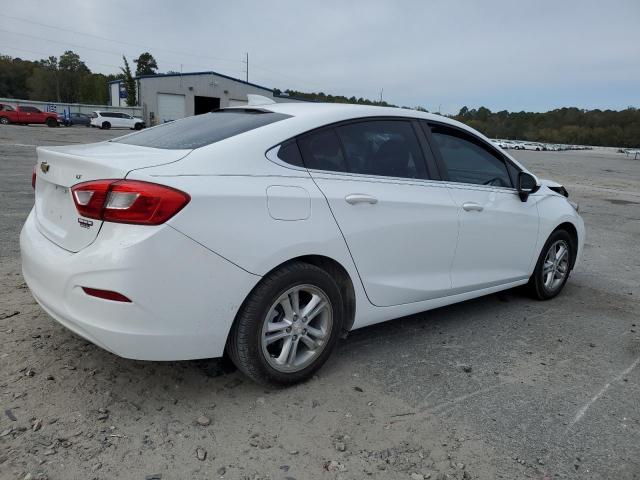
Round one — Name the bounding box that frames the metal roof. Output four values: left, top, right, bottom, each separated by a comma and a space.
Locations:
108, 70, 273, 92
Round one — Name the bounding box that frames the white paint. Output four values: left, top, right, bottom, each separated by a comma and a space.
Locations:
568, 357, 640, 429
247, 94, 276, 106
266, 185, 310, 220
20, 103, 586, 361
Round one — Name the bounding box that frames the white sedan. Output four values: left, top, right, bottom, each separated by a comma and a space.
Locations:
21, 101, 584, 386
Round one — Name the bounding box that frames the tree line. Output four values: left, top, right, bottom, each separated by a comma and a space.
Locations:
279, 90, 639, 148
0, 51, 158, 106
453, 106, 640, 148
1, 51, 637, 147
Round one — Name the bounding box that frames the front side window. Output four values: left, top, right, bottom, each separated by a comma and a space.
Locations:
430, 125, 512, 187
21, 106, 39, 113
113, 109, 291, 150
336, 120, 428, 179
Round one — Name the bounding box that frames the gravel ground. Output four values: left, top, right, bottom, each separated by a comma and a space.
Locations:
1, 125, 639, 480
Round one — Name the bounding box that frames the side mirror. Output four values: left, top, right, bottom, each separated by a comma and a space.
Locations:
517, 172, 538, 201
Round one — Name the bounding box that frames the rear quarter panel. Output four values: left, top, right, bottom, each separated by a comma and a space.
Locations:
138, 172, 360, 279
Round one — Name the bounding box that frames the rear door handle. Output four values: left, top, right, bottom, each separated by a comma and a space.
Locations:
345, 193, 378, 205
462, 202, 483, 212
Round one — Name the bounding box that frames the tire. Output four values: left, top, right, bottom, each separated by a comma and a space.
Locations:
0, 116, 10, 125
527, 229, 574, 300
46, 118, 57, 128
134, 122, 143, 130
101, 121, 111, 130
227, 261, 344, 386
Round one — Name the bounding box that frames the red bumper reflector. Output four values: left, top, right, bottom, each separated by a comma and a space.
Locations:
82, 287, 131, 303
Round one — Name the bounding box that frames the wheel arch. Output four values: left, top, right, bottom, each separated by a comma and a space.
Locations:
233, 254, 357, 336
293, 254, 357, 333
552, 221, 579, 268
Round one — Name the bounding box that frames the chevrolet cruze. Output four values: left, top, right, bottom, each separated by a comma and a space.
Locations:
21, 100, 584, 386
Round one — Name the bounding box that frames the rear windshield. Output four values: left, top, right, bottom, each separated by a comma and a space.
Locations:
112, 109, 291, 150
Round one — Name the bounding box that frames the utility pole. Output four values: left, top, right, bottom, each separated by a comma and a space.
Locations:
242, 52, 249, 82
380, 88, 383, 103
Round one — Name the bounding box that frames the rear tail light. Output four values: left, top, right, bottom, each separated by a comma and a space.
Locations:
71, 180, 190, 225
32, 165, 36, 189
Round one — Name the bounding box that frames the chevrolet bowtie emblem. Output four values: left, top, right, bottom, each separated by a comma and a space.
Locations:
40, 162, 50, 173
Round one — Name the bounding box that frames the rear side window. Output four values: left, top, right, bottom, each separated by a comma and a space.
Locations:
298, 129, 347, 172
277, 140, 304, 167
21, 106, 39, 113
430, 125, 513, 188
336, 120, 428, 179
113, 110, 291, 150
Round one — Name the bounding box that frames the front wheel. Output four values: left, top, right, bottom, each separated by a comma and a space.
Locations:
46, 118, 57, 127
101, 121, 111, 130
528, 230, 574, 300
227, 262, 344, 386
134, 123, 143, 130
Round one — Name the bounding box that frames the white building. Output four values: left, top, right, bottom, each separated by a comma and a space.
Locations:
109, 71, 301, 126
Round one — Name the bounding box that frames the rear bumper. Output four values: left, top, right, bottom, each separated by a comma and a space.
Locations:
20, 209, 260, 360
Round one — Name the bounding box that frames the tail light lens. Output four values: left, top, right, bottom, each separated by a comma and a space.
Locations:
32, 166, 36, 189
71, 180, 190, 225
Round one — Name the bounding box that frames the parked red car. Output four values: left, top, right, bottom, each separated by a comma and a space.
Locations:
0, 104, 58, 127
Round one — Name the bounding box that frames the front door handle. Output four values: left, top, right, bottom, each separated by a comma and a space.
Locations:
462, 202, 484, 212
345, 193, 378, 205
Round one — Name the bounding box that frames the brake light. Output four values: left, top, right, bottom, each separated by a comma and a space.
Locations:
71, 180, 190, 225
32, 165, 36, 189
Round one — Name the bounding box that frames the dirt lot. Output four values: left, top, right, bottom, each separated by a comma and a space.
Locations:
1, 125, 639, 480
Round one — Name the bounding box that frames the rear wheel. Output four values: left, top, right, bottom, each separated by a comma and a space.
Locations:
101, 121, 111, 130
0, 116, 10, 125
528, 229, 573, 300
227, 262, 343, 386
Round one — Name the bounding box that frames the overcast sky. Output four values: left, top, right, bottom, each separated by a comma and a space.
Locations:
1, 0, 638, 114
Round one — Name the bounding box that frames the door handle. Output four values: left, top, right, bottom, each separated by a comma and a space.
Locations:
462, 202, 484, 212
345, 193, 378, 205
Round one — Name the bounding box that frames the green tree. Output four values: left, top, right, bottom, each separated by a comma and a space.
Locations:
58, 51, 90, 102
32, 56, 60, 101
120, 56, 137, 106
0, 56, 36, 99
134, 52, 158, 76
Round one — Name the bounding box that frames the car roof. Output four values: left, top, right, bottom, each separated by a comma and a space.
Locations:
240, 102, 497, 147
239, 102, 483, 139
254, 102, 452, 123
231, 102, 529, 174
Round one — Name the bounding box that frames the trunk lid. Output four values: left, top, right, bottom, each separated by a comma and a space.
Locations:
33, 141, 191, 252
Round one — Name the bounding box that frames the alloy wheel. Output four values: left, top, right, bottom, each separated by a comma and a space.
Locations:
542, 240, 570, 292
261, 284, 333, 373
